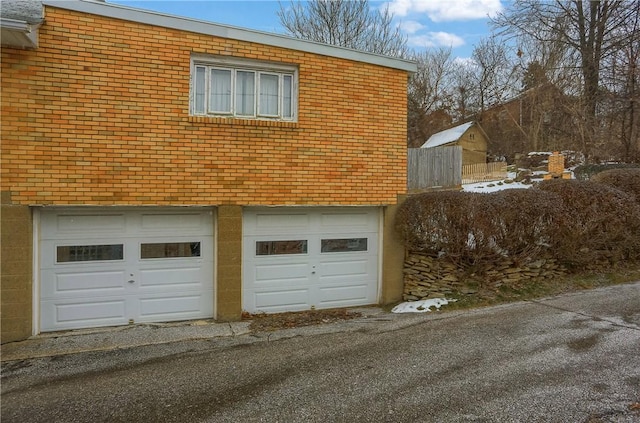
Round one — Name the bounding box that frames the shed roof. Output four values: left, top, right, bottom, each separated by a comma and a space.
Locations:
421, 121, 475, 149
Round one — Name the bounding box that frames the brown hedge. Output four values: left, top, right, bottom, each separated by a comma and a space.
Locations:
590, 168, 640, 203
396, 181, 640, 272
486, 189, 564, 262
395, 190, 561, 268
396, 191, 479, 262
536, 179, 640, 268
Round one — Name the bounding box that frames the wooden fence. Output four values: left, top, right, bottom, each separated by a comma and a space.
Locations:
461, 162, 508, 184
407, 146, 462, 191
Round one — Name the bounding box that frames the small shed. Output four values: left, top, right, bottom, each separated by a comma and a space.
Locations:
421, 121, 488, 166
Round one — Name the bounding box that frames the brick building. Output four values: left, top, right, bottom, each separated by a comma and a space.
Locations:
1, 0, 415, 342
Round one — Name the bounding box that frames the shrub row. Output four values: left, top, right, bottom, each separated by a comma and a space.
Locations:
536, 179, 640, 268
590, 168, 640, 203
573, 163, 640, 181
396, 177, 640, 272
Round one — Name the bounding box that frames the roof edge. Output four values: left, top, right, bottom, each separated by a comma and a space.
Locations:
42, 0, 416, 73
1, 18, 41, 48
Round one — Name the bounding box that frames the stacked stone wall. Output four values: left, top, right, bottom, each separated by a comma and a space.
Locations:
403, 252, 567, 301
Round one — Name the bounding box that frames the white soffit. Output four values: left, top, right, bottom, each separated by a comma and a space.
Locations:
1, 18, 40, 48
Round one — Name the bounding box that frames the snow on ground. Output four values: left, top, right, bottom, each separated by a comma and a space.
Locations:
462, 170, 536, 193
462, 180, 532, 193
391, 298, 456, 313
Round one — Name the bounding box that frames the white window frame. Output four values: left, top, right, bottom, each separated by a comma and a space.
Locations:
191, 55, 297, 121
258, 71, 280, 118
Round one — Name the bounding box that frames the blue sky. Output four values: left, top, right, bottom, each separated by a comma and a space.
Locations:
109, 0, 504, 58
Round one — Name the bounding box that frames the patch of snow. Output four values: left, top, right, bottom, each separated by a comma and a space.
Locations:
421, 122, 475, 149
391, 298, 456, 313
462, 180, 532, 193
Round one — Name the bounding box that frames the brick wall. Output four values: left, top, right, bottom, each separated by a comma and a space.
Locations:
548, 152, 565, 176
0, 197, 32, 343
1, 6, 408, 207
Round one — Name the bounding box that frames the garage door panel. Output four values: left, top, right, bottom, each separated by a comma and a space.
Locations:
138, 294, 208, 318
254, 213, 310, 231
255, 263, 310, 284
140, 212, 206, 232
42, 213, 127, 238
318, 259, 368, 277
138, 267, 203, 290
41, 269, 127, 298
319, 284, 370, 305
320, 212, 377, 231
41, 298, 127, 331
253, 289, 310, 311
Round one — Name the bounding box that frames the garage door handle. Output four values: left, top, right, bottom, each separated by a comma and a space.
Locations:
128, 279, 135, 284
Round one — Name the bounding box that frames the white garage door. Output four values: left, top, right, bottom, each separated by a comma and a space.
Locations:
39, 208, 214, 332
243, 207, 379, 313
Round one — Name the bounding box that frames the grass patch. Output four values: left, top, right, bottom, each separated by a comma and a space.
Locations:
441, 267, 640, 311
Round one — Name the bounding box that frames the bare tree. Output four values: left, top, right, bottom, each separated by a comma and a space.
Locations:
442, 35, 519, 123
470, 35, 520, 113
451, 63, 477, 121
407, 48, 456, 146
277, 0, 408, 57
599, 8, 640, 161
493, 0, 640, 161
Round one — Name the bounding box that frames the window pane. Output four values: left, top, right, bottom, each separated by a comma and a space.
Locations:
141, 242, 201, 259
235, 70, 255, 116
283, 74, 293, 118
194, 66, 206, 114
321, 238, 368, 253
210, 69, 231, 113
259, 73, 279, 116
256, 240, 307, 255
57, 244, 124, 262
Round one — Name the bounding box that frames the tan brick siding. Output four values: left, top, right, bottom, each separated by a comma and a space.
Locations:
1, 6, 408, 206
0, 200, 32, 343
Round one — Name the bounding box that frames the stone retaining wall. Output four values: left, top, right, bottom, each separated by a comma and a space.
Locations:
403, 252, 567, 301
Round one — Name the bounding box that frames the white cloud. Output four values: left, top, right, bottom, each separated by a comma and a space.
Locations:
387, 0, 503, 22
400, 20, 426, 34
453, 57, 475, 66
409, 31, 466, 48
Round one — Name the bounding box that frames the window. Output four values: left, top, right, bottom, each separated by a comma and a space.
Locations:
321, 238, 368, 253
57, 244, 124, 263
140, 242, 201, 259
256, 240, 307, 255
192, 56, 296, 121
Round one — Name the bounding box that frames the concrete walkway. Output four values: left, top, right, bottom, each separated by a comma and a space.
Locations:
1, 319, 252, 362
1, 307, 389, 362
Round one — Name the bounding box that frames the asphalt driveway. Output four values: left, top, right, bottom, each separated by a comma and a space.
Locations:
2, 282, 639, 422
